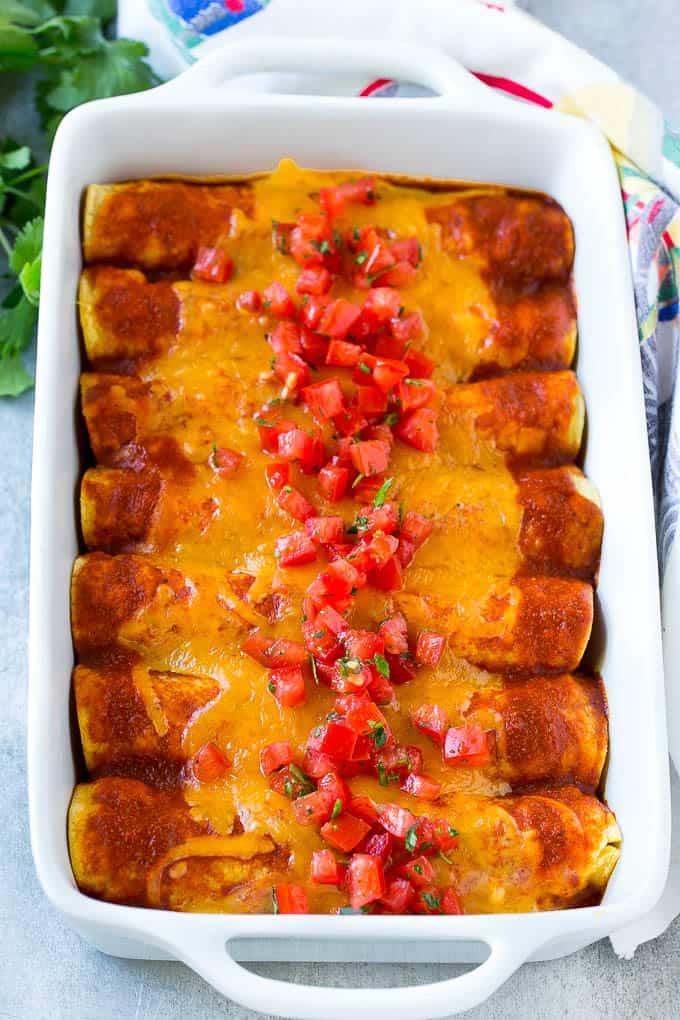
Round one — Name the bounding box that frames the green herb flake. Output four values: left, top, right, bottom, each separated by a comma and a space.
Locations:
310, 655, 319, 685
405, 825, 419, 853
254, 417, 275, 427
383, 412, 399, 426
421, 891, 442, 912
373, 653, 390, 678
355, 251, 368, 265
281, 485, 293, 494
267, 680, 276, 694
357, 361, 371, 375
373, 477, 394, 508
404, 378, 426, 387
448, 825, 460, 839
284, 778, 293, 798
331, 798, 343, 820
351, 473, 365, 489
271, 888, 279, 913
438, 850, 453, 865
377, 763, 388, 787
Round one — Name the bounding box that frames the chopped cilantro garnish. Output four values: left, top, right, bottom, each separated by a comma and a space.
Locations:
331, 798, 343, 820
398, 502, 405, 529
351, 473, 365, 489
373, 477, 394, 508
284, 778, 293, 798
367, 720, 387, 749
271, 888, 279, 913
404, 378, 426, 386
421, 891, 442, 912
438, 850, 453, 865
310, 655, 319, 684
405, 824, 418, 852
311, 239, 331, 254
413, 864, 423, 876
353, 227, 361, 242
267, 680, 276, 694
281, 485, 293, 494
377, 763, 388, 787
355, 251, 368, 265
254, 417, 275, 427
357, 361, 371, 375
448, 825, 460, 839
313, 726, 324, 738
373, 653, 390, 678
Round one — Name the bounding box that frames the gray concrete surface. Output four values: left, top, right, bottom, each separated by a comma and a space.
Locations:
2, 2, 680, 1018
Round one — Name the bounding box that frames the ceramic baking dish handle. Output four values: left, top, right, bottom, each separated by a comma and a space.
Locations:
156, 37, 491, 103
173, 929, 536, 1020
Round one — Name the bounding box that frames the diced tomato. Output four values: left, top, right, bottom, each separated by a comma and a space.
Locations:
272, 352, 310, 394
302, 618, 342, 661
389, 309, 425, 345
350, 439, 390, 477
271, 220, 295, 255
297, 265, 332, 295
314, 604, 347, 636
304, 748, 336, 779
319, 299, 362, 340
366, 534, 400, 572
270, 764, 308, 800
309, 721, 358, 761
242, 634, 308, 667
256, 415, 297, 454
357, 831, 393, 865
358, 356, 409, 394
328, 661, 373, 696
302, 378, 346, 421
319, 186, 346, 219
379, 614, 409, 654
193, 246, 233, 283
443, 725, 492, 767
275, 530, 317, 568
274, 883, 310, 914
322, 814, 370, 853
362, 240, 396, 282
311, 848, 342, 885
382, 654, 414, 689
318, 770, 352, 810
367, 669, 394, 705
354, 385, 389, 417
363, 287, 402, 324
394, 408, 438, 452
441, 888, 464, 914
326, 339, 363, 368
269, 665, 306, 707
192, 741, 230, 783
415, 631, 446, 668
293, 789, 335, 826
236, 289, 261, 312
380, 877, 414, 913
265, 462, 290, 494
259, 741, 293, 776
277, 427, 317, 464
349, 501, 399, 540
300, 327, 329, 367
289, 215, 333, 267
397, 378, 437, 413
413, 886, 446, 915
396, 855, 436, 888
318, 463, 350, 502
377, 261, 417, 288
404, 347, 435, 378
400, 772, 442, 802
333, 406, 369, 439
212, 446, 243, 475
342, 629, 384, 662
264, 281, 296, 318
431, 820, 461, 854
342, 695, 388, 735
351, 474, 386, 504
348, 853, 386, 908
398, 512, 433, 567
369, 555, 403, 592
349, 795, 379, 825
320, 558, 364, 596
378, 802, 416, 840
303, 515, 343, 546
269, 320, 303, 355
340, 177, 377, 205
390, 237, 421, 267
277, 485, 314, 522
300, 294, 330, 330
412, 704, 448, 746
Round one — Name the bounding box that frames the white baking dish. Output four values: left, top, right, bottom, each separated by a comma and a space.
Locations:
28, 38, 670, 1019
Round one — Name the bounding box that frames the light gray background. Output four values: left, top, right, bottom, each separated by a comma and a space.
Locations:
2, 2, 680, 1017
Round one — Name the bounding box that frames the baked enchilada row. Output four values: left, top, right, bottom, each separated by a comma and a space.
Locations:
69, 163, 619, 916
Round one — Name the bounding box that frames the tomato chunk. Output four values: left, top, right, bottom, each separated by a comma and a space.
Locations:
305, 515, 345, 545
400, 772, 442, 801
260, 741, 293, 776
415, 631, 446, 668
293, 789, 335, 826
378, 802, 416, 839
269, 320, 303, 355
264, 281, 296, 318
441, 888, 464, 915
369, 555, 403, 592
318, 463, 350, 502
302, 619, 342, 660
354, 385, 388, 417
349, 439, 390, 477
348, 853, 386, 909
310, 721, 358, 761
265, 461, 290, 493
311, 849, 342, 885
394, 408, 438, 452
412, 703, 448, 746
302, 378, 346, 421
390, 310, 425, 343
397, 378, 437, 413
274, 883, 309, 914
276, 530, 317, 567
378, 261, 417, 288
236, 289, 261, 312
213, 447, 243, 475
443, 725, 492, 766
193, 246, 233, 283
322, 814, 370, 853
297, 265, 332, 295
242, 634, 308, 667
348, 795, 379, 825
390, 237, 421, 267
319, 298, 362, 339
363, 287, 402, 324
277, 485, 315, 522
340, 177, 377, 205
320, 558, 364, 596
269, 666, 306, 707
379, 614, 409, 654
396, 855, 436, 888
380, 877, 414, 913
256, 415, 297, 454
272, 221, 294, 254
326, 339, 363, 367
404, 347, 435, 378
192, 741, 230, 783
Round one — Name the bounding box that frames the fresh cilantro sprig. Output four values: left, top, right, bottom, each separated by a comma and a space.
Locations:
0, 0, 159, 396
